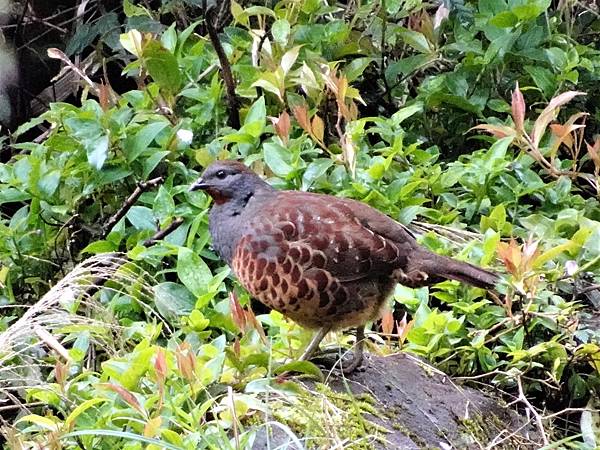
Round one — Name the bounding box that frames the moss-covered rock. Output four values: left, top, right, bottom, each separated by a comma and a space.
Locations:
251, 353, 538, 449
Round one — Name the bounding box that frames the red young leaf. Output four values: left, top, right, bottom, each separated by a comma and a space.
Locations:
100, 383, 146, 417
244, 303, 267, 344
229, 291, 247, 332
470, 124, 516, 139
497, 239, 522, 276
270, 111, 291, 145
54, 361, 68, 388
381, 308, 394, 338
397, 313, 413, 347
175, 343, 196, 381
154, 348, 167, 385
292, 105, 312, 134
530, 90, 586, 148
586, 137, 600, 171
311, 114, 325, 143
511, 82, 525, 133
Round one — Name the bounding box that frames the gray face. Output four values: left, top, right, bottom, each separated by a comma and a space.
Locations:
190, 163, 243, 192
189, 162, 270, 207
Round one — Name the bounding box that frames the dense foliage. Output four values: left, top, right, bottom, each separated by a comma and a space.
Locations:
2, 0, 600, 448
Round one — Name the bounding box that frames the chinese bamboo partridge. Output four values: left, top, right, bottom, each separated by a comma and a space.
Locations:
190, 160, 498, 372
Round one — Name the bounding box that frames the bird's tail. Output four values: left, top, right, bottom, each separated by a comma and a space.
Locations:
396, 250, 499, 290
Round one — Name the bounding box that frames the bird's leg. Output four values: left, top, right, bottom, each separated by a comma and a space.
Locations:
299, 326, 331, 361
342, 326, 365, 374
299, 327, 366, 373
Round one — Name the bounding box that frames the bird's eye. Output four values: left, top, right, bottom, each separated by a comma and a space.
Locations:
215, 170, 227, 179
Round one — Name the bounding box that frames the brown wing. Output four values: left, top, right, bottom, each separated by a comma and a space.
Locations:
284, 193, 416, 276
229, 191, 422, 327
231, 191, 412, 284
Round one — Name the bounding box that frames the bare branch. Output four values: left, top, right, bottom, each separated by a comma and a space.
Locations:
101, 177, 163, 238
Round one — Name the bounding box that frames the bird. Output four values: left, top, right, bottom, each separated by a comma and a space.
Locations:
189, 160, 498, 373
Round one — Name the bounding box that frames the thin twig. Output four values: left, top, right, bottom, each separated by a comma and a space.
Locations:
542, 407, 600, 420
143, 218, 184, 247
203, 0, 240, 129
379, 0, 392, 105
507, 375, 549, 446
101, 177, 163, 238
454, 369, 504, 382
0, 401, 44, 412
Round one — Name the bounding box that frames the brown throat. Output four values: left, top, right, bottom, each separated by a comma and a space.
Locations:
206, 188, 230, 205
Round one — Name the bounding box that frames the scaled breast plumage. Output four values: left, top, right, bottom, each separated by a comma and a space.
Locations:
229, 192, 405, 325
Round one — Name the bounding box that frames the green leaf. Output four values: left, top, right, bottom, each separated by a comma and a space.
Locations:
123, 0, 148, 17
16, 415, 60, 431
524, 65, 556, 98
143, 41, 181, 94
399, 30, 432, 54
245, 96, 266, 125
398, 206, 426, 225
431, 94, 482, 114
126, 206, 156, 231
479, 0, 508, 16
38, 170, 61, 197
63, 117, 110, 169
64, 398, 108, 430
125, 121, 169, 162
483, 31, 518, 64
188, 309, 210, 331
545, 47, 567, 70
477, 347, 497, 371
81, 240, 118, 254
63, 430, 183, 450
177, 247, 213, 297
242, 96, 266, 137
512, 0, 550, 20
153, 186, 175, 223
344, 57, 373, 82
252, 77, 282, 101
244, 6, 277, 18
143, 151, 170, 178
281, 45, 301, 75
271, 19, 290, 45
101, 345, 155, 390
97, 168, 132, 186
301, 159, 333, 190
583, 228, 600, 258
153, 282, 195, 322
161, 23, 177, 52
274, 360, 324, 381
0, 187, 31, 204
484, 136, 513, 170
386, 54, 435, 80
301, 0, 320, 14
64, 117, 103, 140
489, 11, 518, 27
392, 102, 423, 125
231, 1, 248, 26
87, 134, 109, 170
263, 142, 293, 177
14, 116, 45, 138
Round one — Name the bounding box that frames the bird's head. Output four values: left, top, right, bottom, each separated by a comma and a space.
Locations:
189, 160, 270, 205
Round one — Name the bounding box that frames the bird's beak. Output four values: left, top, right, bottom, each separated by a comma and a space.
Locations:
189, 178, 209, 192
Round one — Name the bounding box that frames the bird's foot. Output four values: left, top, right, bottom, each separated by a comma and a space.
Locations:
299, 326, 366, 374
309, 327, 366, 374
309, 349, 365, 374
